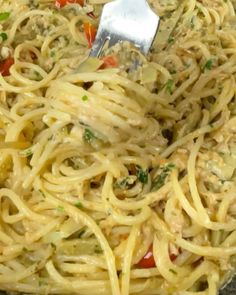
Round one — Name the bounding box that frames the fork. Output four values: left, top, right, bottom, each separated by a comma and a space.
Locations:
89, 0, 160, 57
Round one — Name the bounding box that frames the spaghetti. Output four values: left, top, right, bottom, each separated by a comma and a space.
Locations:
0, 0, 236, 294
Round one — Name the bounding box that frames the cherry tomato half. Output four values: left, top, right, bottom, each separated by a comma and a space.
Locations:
137, 245, 177, 269
0, 57, 14, 76
100, 55, 119, 69
55, 0, 84, 8
83, 22, 96, 48
137, 245, 156, 268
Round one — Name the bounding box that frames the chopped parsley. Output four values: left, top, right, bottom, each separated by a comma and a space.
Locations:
137, 168, 148, 184
152, 163, 175, 191
83, 128, 96, 144
57, 206, 65, 213
0, 32, 7, 41
82, 95, 89, 101
165, 79, 174, 94
168, 36, 175, 44
39, 280, 48, 287
170, 69, 177, 74
50, 50, 56, 57
165, 163, 175, 170
185, 63, 190, 69
220, 179, 226, 185
203, 59, 213, 71
19, 148, 33, 157
107, 208, 112, 216
190, 16, 195, 28
0, 12, 10, 21
198, 8, 204, 15
74, 201, 83, 209
94, 244, 103, 254
169, 269, 177, 275
67, 157, 80, 170
114, 177, 131, 189
34, 71, 42, 81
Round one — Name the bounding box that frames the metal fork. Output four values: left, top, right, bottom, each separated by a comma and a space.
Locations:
89, 0, 160, 57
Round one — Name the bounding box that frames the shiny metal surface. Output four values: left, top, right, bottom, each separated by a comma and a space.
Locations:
221, 278, 236, 294
90, 0, 160, 57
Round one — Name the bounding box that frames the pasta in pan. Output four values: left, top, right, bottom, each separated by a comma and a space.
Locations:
0, 0, 236, 294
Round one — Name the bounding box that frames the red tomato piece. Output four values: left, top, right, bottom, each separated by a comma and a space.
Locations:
137, 245, 178, 269
87, 11, 96, 19
137, 245, 156, 268
55, 0, 84, 8
0, 57, 14, 76
170, 253, 177, 261
100, 55, 119, 69
83, 22, 96, 48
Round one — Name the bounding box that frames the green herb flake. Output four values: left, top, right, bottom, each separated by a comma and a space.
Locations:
168, 36, 175, 44
107, 208, 112, 216
94, 244, 103, 254
0, 12, 10, 21
39, 280, 47, 287
57, 206, 65, 213
50, 50, 56, 57
190, 16, 195, 28
185, 63, 190, 69
0, 32, 7, 41
209, 123, 214, 128
152, 163, 175, 191
152, 172, 167, 191
198, 8, 203, 15
203, 59, 213, 71
170, 69, 177, 74
82, 95, 89, 101
165, 163, 176, 171
165, 79, 174, 94
169, 269, 177, 275
137, 168, 148, 184
20, 148, 33, 157
34, 71, 42, 81
83, 128, 96, 144
68, 157, 80, 170
74, 201, 83, 209
114, 177, 130, 189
